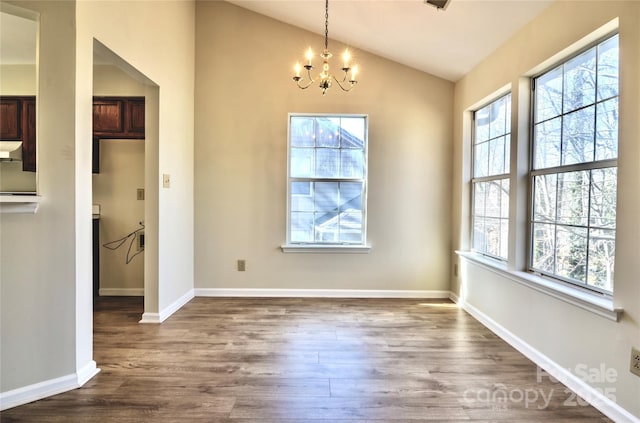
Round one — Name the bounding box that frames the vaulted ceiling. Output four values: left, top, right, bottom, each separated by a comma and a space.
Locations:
227, 0, 555, 81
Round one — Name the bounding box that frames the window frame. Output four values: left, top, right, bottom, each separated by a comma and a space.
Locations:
283, 113, 370, 252
470, 92, 512, 261
528, 32, 619, 295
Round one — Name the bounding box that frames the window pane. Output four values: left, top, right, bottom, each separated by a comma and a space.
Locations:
587, 228, 615, 291
340, 182, 362, 212
597, 35, 619, 101
500, 179, 510, 219
590, 168, 617, 229
556, 171, 589, 227
314, 182, 338, 212
290, 148, 314, 177
535, 66, 562, 123
291, 182, 313, 212
563, 48, 596, 113
474, 141, 488, 177
486, 181, 501, 218
556, 225, 587, 283
291, 212, 314, 242
500, 220, 509, 259
533, 174, 557, 223
339, 212, 362, 243
489, 96, 507, 138
488, 136, 506, 176
340, 117, 365, 148
315, 148, 339, 178
475, 105, 490, 143
341, 149, 364, 178
533, 117, 561, 169
595, 97, 618, 161
315, 212, 338, 242
532, 223, 555, 273
473, 182, 486, 217
562, 106, 595, 165
315, 117, 340, 147
290, 117, 315, 147
485, 218, 501, 256
473, 218, 485, 252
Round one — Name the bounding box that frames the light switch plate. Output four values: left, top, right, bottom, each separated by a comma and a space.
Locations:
162, 174, 170, 188
137, 188, 145, 200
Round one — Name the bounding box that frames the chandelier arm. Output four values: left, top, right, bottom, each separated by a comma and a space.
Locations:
333, 75, 356, 92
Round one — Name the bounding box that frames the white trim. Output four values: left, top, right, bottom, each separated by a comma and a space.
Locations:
99, 288, 144, 296
194, 288, 451, 299
281, 244, 371, 253
448, 291, 460, 304
457, 251, 623, 322
0, 196, 42, 214
458, 298, 639, 423
76, 361, 100, 386
139, 312, 161, 324
139, 289, 194, 324
0, 362, 100, 411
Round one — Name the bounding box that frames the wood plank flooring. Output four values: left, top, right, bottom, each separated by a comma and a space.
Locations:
1, 297, 612, 422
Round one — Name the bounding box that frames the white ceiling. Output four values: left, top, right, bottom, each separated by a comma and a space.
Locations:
227, 0, 555, 81
1, 1, 554, 81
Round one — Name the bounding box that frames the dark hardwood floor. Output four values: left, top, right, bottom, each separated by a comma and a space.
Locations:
1, 297, 612, 422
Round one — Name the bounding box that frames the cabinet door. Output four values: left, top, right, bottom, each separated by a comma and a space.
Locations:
127, 99, 145, 136
22, 99, 36, 172
0, 99, 21, 140
93, 99, 124, 135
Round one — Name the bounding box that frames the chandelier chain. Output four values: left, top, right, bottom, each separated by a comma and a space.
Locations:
324, 0, 329, 51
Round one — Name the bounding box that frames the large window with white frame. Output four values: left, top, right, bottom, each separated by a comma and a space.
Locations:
530, 34, 619, 293
472, 93, 511, 260
286, 114, 368, 245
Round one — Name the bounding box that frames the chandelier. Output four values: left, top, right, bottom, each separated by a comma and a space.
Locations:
292, 0, 358, 95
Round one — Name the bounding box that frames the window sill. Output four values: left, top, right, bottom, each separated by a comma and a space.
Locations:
281, 244, 372, 253
456, 251, 623, 322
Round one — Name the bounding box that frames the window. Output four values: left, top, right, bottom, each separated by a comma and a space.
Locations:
472, 94, 511, 260
530, 34, 618, 293
286, 114, 367, 246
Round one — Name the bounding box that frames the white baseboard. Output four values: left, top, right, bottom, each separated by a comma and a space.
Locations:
459, 298, 639, 423
139, 289, 194, 324
194, 288, 452, 299
99, 288, 144, 296
0, 362, 100, 411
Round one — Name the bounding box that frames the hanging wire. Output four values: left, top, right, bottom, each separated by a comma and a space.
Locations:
102, 221, 145, 264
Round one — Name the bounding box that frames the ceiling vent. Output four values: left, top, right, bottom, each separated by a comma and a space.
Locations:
424, 0, 451, 10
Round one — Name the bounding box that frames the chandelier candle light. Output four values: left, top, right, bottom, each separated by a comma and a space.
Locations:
292, 0, 358, 95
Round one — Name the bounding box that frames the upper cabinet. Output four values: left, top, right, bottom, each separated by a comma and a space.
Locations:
0, 96, 36, 172
93, 97, 145, 139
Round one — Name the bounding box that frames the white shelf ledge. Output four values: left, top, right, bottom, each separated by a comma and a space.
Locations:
0, 195, 42, 214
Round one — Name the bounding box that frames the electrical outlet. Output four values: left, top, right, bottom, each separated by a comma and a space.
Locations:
631, 347, 640, 377
137, 188, 145, 200
162, 173, 171, 188
237, 260, 246, 272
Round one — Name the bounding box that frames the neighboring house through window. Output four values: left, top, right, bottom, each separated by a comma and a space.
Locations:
286, 114, 368, 246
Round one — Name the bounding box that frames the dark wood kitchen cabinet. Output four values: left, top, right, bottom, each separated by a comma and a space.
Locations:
0, 96, 37, 172
92, 97, 145, 139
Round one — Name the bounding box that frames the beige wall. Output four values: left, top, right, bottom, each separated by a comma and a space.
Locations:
194, 1, 454, 293
1, 0, 81, 393
1, 0, 195, 401
76, 1, 195, 315
451, 1, 640, 418
93, 65, 146, 294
